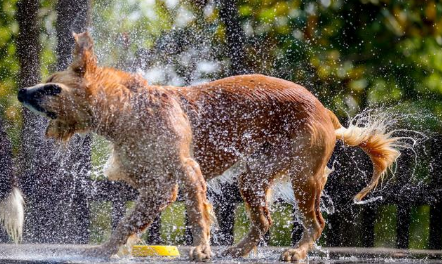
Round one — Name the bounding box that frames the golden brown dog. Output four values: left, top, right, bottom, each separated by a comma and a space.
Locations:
18, 32, 401, 261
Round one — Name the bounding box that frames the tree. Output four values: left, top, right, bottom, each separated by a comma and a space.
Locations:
52, 0, 92, 244
16, 0, 57, 243
217, 0, 249, 76
16, 0, 92, 243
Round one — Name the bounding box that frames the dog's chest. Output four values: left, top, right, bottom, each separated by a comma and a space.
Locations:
104, 138, 176, 187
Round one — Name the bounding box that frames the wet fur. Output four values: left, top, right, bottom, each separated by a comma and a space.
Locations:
19, 32, 401, 261
0, 187, 25, 243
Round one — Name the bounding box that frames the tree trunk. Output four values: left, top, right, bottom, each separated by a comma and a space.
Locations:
16, 0, 57, 243
207, 0, 249, 246
217, 0, 249, 76
56, 0, 90, 70
17, 0, 92, 243
54, 0, 91, 244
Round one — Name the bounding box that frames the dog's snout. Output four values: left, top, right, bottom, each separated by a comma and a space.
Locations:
17, 85, 59, 120
17, 87, 43, 105
17, 84, 62, 103
17, 88, 27, 103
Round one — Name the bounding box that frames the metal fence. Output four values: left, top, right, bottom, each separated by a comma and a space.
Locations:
1, 133, 441, 250
84, 136, 442, 250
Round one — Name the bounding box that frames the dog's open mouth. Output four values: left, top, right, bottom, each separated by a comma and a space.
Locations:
21, 101, 58, 119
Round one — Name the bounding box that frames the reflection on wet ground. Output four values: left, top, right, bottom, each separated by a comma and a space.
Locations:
1, 244, 441, 264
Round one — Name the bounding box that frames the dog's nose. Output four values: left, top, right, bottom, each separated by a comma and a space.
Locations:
17, 88, 27, 103
17, 86, 43, 107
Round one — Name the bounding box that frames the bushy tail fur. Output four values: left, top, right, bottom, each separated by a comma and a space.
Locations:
0, 187, 25, 243
328, 109, 401, 203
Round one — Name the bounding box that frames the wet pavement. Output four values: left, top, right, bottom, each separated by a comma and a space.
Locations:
0, 244, 441, 263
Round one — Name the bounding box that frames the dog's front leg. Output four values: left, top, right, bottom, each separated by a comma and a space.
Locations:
84, 185, 178, 258
178, 157, 213, 261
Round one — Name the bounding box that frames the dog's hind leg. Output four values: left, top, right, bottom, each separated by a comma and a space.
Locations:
222, 170, 273, 258
280, 156, 329, 262
222, 142, 292, 258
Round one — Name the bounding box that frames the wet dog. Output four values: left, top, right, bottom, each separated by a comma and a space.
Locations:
18, 32, 401, 261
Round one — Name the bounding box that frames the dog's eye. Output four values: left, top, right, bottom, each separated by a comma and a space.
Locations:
43, 84, 62, 96
46, 76, 54, 83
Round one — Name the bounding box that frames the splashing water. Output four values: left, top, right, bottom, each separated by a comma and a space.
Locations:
6, 0, 441, 261
337, 108, 429, 205
353, 195, 383, 205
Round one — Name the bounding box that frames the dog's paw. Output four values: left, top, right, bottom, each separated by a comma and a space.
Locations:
221, 246, 245, 258
280, 248, 307, 262
189, 244, 212, 262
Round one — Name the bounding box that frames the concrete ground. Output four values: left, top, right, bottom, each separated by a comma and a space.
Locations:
0, 244, 441, 263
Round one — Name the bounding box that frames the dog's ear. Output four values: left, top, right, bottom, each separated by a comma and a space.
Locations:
70, 31, 97, 76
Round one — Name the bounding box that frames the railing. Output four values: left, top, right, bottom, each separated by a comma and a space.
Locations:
321, 137, 442, 250
1, 129, 441, 251
86, 136, 442, 250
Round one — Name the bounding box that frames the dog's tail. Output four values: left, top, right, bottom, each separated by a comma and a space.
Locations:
327, 109, 401, 203
0, 186, 25, 243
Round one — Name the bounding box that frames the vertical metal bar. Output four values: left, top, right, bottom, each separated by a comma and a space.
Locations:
396, 204, 411, 249
429, 136, 442, 249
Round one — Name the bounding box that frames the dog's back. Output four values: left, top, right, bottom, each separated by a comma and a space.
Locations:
176, 74, 334, 179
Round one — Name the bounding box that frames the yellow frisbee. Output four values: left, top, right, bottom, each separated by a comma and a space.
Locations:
132, 245, 180, 258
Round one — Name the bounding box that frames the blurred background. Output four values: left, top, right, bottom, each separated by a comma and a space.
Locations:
1, 0, 442, 251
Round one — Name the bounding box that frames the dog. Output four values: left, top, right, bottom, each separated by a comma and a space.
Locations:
17, 31, 401, 261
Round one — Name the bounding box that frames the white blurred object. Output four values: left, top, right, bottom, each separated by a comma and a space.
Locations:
0, 187, 25, 243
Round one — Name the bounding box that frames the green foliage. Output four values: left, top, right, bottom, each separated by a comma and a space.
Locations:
234, 203, 251, 244
89, 201, 112, 244
374, 205, 397, 248
268, 203, 294, 246
91, 135, 112, 180
0, 0, 56, 152
39, 0, 57, 78
0, 0, 20, 149
5, 0, 440, 131
234, 203, 294, 246
409, 205, 430, 249
236, 0, 442, 130
159, 202, 187, 244
91, 0, 174, 66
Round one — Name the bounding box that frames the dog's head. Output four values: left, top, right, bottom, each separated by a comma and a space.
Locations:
18, 32, 97, 141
